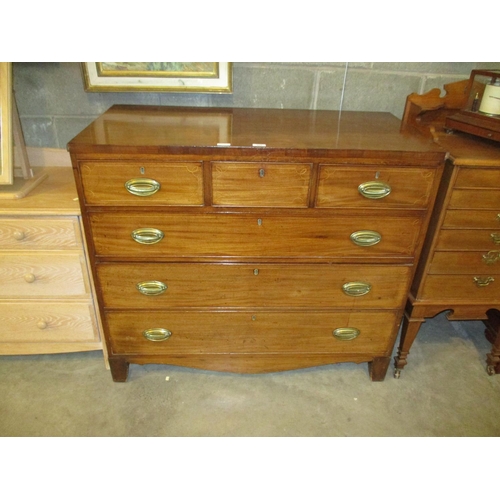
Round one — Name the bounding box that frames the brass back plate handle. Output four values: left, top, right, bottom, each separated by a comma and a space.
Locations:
333, 327, 360, 341
143, 328, 172, 342
358, 181, 391, 200
131, 228, 164, 245
125, 178, 161, 197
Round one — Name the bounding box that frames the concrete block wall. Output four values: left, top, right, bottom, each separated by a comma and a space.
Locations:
12, 62, 500, 149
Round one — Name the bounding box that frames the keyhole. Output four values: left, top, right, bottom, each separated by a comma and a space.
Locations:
259, 168, 265, 178
140, 167, 145, 175
375, 171, 380, 179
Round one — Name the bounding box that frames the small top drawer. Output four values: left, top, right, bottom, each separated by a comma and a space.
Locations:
316, 165, 437, 209
79, 161, 204, 206
0, 217, 81, 250
212, 162, 312, 207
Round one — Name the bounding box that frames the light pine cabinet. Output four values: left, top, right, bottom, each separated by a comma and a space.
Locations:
0, 167, 104, 355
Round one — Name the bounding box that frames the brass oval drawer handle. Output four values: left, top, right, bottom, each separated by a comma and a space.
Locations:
473, 276, 495, 287
14, 230, 26, 241
491, 233, 500, 245
483, 250, 500, 265
333, 327, 360, 341
125, 178, 161, 197
136, 280, 168, 295
143, 328, 172, 342
358, 181, 391, 199
350, 230, 381, 247
24, 273, 36, 283
131, 228, 164, 245
342, 282, 372, 296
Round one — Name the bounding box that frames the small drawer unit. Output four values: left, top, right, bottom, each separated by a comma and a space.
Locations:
69, 105, 445, 382
0, 168, 103, 355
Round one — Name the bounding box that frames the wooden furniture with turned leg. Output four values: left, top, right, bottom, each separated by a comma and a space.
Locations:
68, 105, 445, 382
395, 80, 500, 377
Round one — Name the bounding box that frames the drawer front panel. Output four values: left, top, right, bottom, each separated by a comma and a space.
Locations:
80, 161, 204, 206
448, 190, 500, 210
0, 253, 88, 297
429, 251, 500, 274
90, 213, 423, 259
421, 274, 500, 301
97, 263, 411, 309
442, 210, 500, 229
316, 166, 436, 208
454, 167, 500, 189
436, 229, 500, 251
212, 162, 311, 207
106, 310, 399, 355
0, 217, 80, 249
0, 303, 98, 343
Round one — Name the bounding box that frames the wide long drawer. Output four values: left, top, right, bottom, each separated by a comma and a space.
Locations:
454, 167, 500, 188
106, 310, 399, 356
96, 263, 411, 309
442, 210, 500, 229
89, 213, 423, 259
436, 229, 500, 251
0, 217, 81, 249
429, 251, 500, 274
316, 165, 437, 209
0, 302, 98, 343
0, 252, 89, 298
448, 190, 500, 210
420, 274, 500, 301
79, 161, 204, 206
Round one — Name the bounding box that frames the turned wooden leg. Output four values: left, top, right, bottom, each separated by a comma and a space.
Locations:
369, 356, 391, 381
393, 313, 425, 378
484, 310, 500, 375
108, 357, 130, 382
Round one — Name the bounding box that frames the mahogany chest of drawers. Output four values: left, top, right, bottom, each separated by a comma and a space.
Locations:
68, 105, 445, 382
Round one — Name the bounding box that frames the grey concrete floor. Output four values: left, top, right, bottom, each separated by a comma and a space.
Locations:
1, 312, 500, 437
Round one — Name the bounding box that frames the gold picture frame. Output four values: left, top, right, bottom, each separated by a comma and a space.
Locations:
0, 62, 13, 185
82, 62, 232, 93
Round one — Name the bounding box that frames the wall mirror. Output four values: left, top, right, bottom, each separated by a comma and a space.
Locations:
0, 62, 47, 199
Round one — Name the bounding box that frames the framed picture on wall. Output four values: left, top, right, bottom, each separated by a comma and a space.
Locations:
82, 62, 232, 93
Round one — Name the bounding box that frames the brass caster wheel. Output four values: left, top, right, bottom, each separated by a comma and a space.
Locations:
486, 365, 496, 376
394, 369, 401, 379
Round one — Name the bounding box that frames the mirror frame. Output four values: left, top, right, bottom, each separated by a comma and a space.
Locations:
0, 62, 13, 185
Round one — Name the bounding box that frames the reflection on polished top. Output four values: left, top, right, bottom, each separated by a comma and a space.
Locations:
67, 105, 442, 154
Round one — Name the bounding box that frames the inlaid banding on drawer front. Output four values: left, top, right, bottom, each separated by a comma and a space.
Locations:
0, 218, 80, 249
316, 166, 436, 208
90, 213, 423, 259
211, 162, 312, 207
96, 263, 411, 309
106, 311, 399, 355
80, 161, 204, 206
420, 274, 500, 301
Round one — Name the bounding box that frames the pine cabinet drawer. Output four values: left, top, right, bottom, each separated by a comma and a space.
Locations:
420, 274, 500, 301
90, 213, 423, 259
106, 310, 399, 356
316, 165, 436, 208
454, 167, 500, 188
211, 162, 312, 207
429, 251, 500, 274
0, 217, 81, 249
442, 210, 500, 229
0, 252, 89, 298
448, 190, 500, 210
0, 303, 98, 343
97, 263, 411, 309
79, 161, 204, 206
436, 229, 500, 251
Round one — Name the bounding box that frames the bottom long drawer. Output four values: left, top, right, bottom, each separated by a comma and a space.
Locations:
106, 310, 399, 356
0, 302, 98, 343
420, 274, 500, 301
